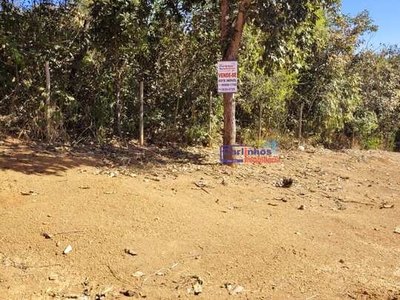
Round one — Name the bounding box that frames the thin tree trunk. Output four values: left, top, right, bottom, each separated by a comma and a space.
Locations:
10, 64, 18, 114
114, 65, 122, 136
209, 91, 213, 146
258, 102, 262, 142
298, 102, 304, 142
174, 96, 179, 129
139, 81, 144, 146
174, 67, 182, 130
45, 61, 52, 141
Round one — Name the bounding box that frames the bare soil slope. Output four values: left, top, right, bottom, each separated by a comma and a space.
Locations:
0, 138, 399, 300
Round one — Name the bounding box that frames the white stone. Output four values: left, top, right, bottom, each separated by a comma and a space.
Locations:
63, 245, 72, 255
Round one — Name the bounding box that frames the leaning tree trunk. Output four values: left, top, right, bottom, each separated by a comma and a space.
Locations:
220, 0, 250, 163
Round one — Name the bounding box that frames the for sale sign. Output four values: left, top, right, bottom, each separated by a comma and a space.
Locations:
218, 61, 238, 93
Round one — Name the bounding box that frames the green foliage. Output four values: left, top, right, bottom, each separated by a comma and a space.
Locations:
237, 26, 297, 142
289, 8, 386, 147
186, 125, 209, 146
361, 135, 382, 150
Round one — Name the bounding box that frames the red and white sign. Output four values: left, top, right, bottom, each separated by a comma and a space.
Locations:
218, 61, 238, 93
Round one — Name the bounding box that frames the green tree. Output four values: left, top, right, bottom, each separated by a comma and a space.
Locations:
89, 0, 148, 136
291, 10, 377, 147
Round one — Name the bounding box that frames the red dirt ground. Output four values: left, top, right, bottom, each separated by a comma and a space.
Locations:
0, 137, 399, 300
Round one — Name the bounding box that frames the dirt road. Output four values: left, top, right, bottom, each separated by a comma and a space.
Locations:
0, 138, 399, 299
